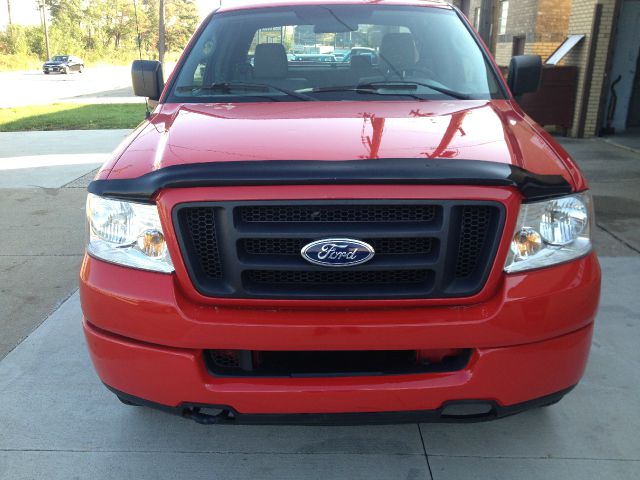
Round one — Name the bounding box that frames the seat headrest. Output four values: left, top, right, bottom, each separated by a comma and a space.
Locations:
254, 43, 288, 79
379, 33, 418, 72
351, 54, 372, 70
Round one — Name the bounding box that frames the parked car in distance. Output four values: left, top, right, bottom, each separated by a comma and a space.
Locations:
341, 46, 378, 64
292, 53, 337, 62
83, 0, 601, 425
43, 55, 84, 74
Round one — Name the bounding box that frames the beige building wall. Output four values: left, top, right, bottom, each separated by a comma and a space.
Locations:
457, 0, 620, 138
494, 0, 571, 66
495, 40, 563, 65
563, 0, 618, 137
494, 0, 538, 65
536, 0, 572, 43
495, 42, 512, 65
467, 0, 485, 30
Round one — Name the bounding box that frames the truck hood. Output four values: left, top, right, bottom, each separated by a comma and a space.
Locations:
103, 100, 575, 185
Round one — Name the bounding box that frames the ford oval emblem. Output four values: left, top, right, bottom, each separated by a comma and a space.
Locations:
301, 238, 375, 267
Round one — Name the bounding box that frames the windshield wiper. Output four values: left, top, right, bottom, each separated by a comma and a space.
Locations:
357, 81, 472, 100
194, 82, 317, 101
307, 85, 426, 101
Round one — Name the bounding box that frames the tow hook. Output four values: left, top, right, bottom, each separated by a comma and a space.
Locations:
182, 407, 235, 425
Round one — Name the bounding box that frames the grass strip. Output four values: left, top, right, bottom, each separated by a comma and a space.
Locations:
0, 103, 146, 132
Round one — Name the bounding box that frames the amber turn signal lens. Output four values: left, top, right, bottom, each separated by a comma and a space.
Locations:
512, 227, 543, 258
137, 230, 166, 258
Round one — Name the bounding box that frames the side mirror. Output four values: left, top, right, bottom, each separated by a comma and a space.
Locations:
132, 60, 164, 101
507, 55, 542, 97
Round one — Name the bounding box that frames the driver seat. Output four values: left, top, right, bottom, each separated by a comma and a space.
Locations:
379, 33, 419, 79
253, 43, 307, 90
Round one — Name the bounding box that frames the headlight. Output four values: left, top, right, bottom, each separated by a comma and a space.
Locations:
86, 193, 174, 273
504, 192, 592, 273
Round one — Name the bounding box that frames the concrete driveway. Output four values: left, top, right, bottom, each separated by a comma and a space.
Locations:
0, 130, 130, 359
0, 261, 638, 479
0, 132, 639, 479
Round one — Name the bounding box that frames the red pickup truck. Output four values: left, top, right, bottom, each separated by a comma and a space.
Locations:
81, 0, 600, 424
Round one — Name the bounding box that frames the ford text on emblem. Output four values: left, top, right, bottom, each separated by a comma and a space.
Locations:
301, 238, 375, 267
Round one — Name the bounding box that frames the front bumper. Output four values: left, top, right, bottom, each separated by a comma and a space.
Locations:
81, 251, 600, 417
106, 384, 575, 425
85, 317, 591, 416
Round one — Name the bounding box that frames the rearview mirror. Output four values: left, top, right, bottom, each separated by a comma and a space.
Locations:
507, 55, 542, 97
131, 60, 164, 101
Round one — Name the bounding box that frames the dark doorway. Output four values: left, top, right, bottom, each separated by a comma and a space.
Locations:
628, 48, 640, 127
512, 36, 525, 56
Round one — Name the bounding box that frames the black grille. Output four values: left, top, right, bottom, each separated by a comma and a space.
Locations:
238, 205, 437, 223
173, 200, 504, 300
245, 269, 430, 285
179, 207, 222, 279
240, 237, 434, 256
205, 349, 472, 377
455, 206, 493, 278
209, 350, 240, 368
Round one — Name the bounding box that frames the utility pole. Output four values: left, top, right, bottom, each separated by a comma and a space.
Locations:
38, 1, 51, 60
7, 0, 12, 25
478, 0, 493, 48
158, 0, 165, 64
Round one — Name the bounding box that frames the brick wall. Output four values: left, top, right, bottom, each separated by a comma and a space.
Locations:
495, 42, 512, 65
496, 41, 561, 66
494, 0, 538, 65
502, 0, 539, 40
459, 0, 619, 138
564, 0, 618, 137
536, 0, 572, 43
494, 0, 571, 66
526, 41, 564, 59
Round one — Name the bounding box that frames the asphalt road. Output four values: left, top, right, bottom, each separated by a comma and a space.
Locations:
0, 66, 143, 108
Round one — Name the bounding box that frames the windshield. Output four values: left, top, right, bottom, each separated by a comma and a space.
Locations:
168, 5, 504, 103
52, 56, 68, 62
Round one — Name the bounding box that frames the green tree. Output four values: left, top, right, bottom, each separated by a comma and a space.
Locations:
0, 25, 28, 55
165, 0, 198, 53
142, 0, 160, 58
104, 0, 136, 50
46, 0, 87, 55
1, 0, 200, 69
25, 26, 46, 58
141, 0, 198, 59
0, 25, 45, 57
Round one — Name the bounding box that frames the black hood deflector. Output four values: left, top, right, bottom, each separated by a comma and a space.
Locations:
88, 158, 573, 203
